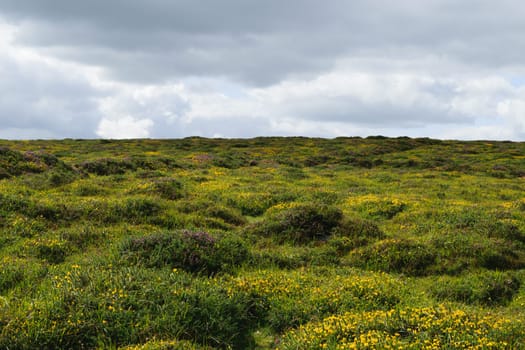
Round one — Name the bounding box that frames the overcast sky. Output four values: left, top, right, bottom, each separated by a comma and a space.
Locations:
1, 0, 524, 140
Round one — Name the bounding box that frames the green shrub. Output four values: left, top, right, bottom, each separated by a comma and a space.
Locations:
0, 148, 61, 177
78, 158, 136, 175
330, 217, 385, 253
35, 240, 69, 264
250, 245, 340, 269
72, 183, 107, 196
346, 239, 437, 276
430, 233, 525, 273
486, 221, 525, 243
430, 271, 521, 306
121, 339, 210, 350
110, 198, 162, 224
225, 190, 297, 217
152, 178, 185, 200
0, 263, 25, 293
204, 206, 246, 226
245, 204, 343, 244
60, 226, 108, 250
120, 231, 249, 275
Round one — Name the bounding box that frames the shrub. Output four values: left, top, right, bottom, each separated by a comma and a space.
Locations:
345, 239, 437, 276
430, 233, 525, 273
354, 197, 406, 219
60, 227, 108, 250
486, 221, 525, 243
120, 231, 249, 275
204, 206, 246, 226
0, 263, 25, 293
78, 158, 135, 175
330, 217, 385, 252
245, 204, 343, 244
430, 271, 521, 306
121, 339, 209, 350
110, 198, 162, 224
152, 178, 185, 200
34, 240, 69, 264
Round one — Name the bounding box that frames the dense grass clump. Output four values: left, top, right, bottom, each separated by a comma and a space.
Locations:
245, 204, 343, 244
345, 239, 437, 276
120, 230, 249, 275
429, 271, 521, 306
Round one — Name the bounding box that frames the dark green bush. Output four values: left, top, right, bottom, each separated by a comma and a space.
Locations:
0, 264, 25, 293
430, 271, 521, 306
73, 183, 107, 196
111, 198, 162, 223
36, 242, 69, 264
205, 206, 246, 226
245, 204, 343, 244
60, 227, 108, 250
120, 231, 249, 275
78, 158, 138, 175
430, 233, 525, 273
330, 218, 385, 253
0, 148, 62, 177
153, 178, 185, 200
486, 221, 525, 243
250, 245, 340, 269
177, 283, 257, 348
346, 239, 437, 276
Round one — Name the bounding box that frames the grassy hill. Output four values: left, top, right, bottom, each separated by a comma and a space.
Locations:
0, 137, 524, 349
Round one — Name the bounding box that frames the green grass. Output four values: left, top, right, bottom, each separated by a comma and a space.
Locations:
0, 137, 524, 349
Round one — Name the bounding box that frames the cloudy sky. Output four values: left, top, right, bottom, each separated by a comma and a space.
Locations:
1, 0, 524, 140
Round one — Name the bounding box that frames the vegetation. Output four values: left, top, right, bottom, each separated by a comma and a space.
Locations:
0, 136, 524, 349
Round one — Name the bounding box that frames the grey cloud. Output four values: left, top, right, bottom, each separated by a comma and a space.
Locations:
2, 0, 525, 86
0, 54, 104, 138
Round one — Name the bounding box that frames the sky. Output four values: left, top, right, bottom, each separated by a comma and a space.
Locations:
0, 0, 524, 140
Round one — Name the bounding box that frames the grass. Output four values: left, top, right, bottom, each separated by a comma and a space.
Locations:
0, 136, 524, 349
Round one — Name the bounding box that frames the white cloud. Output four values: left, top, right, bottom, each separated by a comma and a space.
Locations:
96, 116, 154, 139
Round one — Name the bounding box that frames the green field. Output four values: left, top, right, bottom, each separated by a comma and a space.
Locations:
1, 137, 524, 349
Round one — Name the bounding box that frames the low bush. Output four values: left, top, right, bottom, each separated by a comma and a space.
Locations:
152, 178, 185, 200
225, 190, 298, 217
245, 204, 343, 244
345, 239, 437, 276
120, 231, 249, 275
121, 339, 210, 350
430, 271, 521, 306
0, 262, 25, 293
0, 148, 62, 177
250, 245, 340, 269
33, 239, 69, 264
204, 206, 247, 226
78, 158, 136, 175
110, 198, 162, 224
60, 226, 108, 250
430, 233, 525, 273
329, 217, 385, 253
353, 196, 406, 219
